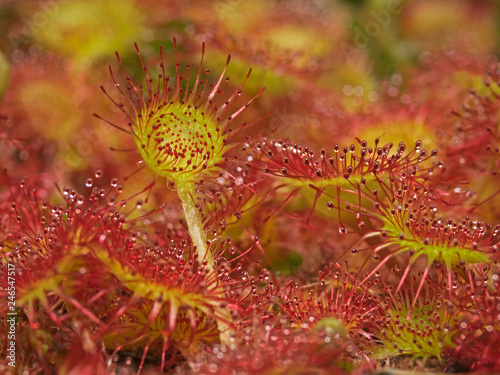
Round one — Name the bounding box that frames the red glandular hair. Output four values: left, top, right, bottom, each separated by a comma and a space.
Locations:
0, 175, 253, 372
337, 171, 499, 314
273, 264, 383, 348
247, 137, 439, 229
448, 265, 500, 373
97, 39, 265, 184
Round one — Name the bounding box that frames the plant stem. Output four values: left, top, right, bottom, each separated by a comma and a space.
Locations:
175, 179, 232, 345
176, 180, 213, 273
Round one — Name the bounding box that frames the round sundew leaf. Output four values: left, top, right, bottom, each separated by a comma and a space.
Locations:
102, 41, 264, 186
373, 299, 456, 360
133, 98, 228, 181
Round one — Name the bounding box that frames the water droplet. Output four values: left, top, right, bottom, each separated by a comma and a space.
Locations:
86, 178, 93, 187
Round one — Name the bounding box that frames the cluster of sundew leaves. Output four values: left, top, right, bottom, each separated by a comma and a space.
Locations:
224, 129, 500, 368
3, 39, 500, 375
0, 176, 129, 371
97, 40, 266, 184
0, 175, 259, 372
261, 262, 500, 370
226, 262, 382, 354
331, 166, 500, 308
249, 136, 500, 303
269, 264, 381, 346
247, 137, 442, 229
364, 264, 500, 371
373, 274, 460, 361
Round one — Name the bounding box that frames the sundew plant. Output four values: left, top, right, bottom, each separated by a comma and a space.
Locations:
1, 1, 500, 374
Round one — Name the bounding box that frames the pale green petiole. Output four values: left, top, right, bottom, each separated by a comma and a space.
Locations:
175, 177, 233, 346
